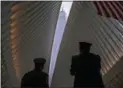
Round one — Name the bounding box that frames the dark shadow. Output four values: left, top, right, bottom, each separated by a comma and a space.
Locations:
70, 42, 104, 88
21, 58, 49, 88
105, 56, 123, 88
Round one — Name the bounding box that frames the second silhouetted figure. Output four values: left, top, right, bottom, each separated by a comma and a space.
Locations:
21, 58, 49, 88
70, 42, 104, 88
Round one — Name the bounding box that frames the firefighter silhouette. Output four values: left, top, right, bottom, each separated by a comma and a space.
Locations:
21, 58, 49, 88
70, 42, 104, 88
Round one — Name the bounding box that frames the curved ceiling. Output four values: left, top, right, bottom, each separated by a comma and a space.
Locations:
52, 1, 123, 87
2, 1, 123, 88
2, 1, 61, 87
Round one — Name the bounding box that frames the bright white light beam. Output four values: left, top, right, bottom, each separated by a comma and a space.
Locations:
48, 1, 73, 87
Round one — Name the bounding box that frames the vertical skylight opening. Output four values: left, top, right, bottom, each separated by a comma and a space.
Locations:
49, 1, 73, 87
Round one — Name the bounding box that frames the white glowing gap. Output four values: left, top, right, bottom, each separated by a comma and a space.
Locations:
49, 1, 73, 87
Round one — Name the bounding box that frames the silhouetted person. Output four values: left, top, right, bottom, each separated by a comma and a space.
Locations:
70, 42, 104, 88
21, 58, 49, 88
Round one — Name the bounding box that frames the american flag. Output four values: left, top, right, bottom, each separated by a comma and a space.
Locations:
93, 1, 123, 21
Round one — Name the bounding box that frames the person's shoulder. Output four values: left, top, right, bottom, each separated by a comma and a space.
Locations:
72, 55, 78, 57
72, 55, 79, 58
72, 55, 79, 61
41, 71, 48, 76
90, 53, 101, 60
22, 70, 33, 79
90, 53, 100, 57
24, 70, 34, 76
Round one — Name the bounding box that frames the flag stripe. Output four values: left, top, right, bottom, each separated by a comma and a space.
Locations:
111, 2, 123, 20
108, 1, 121, 20
115, 1, 123, 12
97, 2, 105, 16
105, 2, 118, 20
94, 1, 123, 20
102, 1, 112, 17
101, 1, 111, 17
93, 2, 102, 15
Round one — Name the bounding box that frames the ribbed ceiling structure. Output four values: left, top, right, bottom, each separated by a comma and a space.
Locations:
2, 1, 61, 87
2, 1, 123, 88
52, 1, 123, 88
